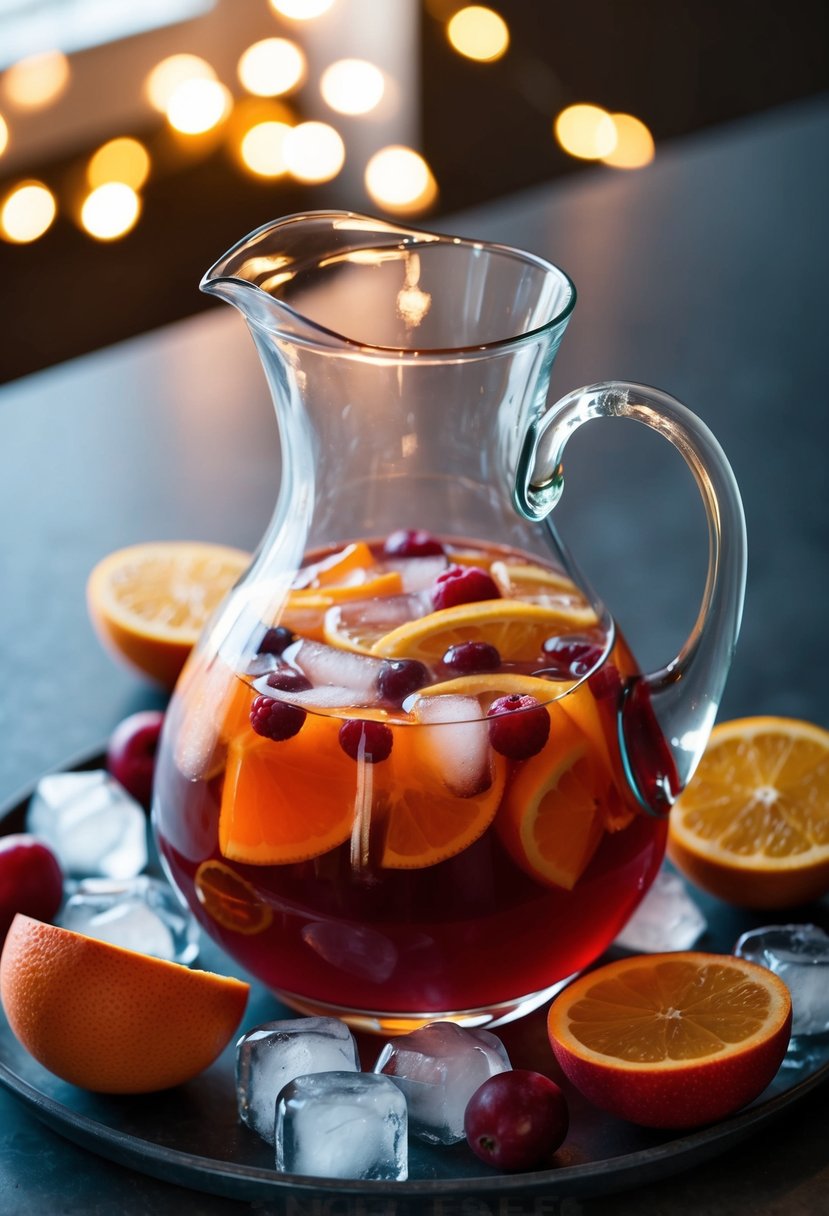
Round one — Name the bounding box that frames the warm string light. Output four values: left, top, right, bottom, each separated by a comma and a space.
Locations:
1, 5, 656, 246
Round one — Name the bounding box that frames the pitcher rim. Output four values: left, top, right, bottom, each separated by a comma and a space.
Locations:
201, 210, 578, 358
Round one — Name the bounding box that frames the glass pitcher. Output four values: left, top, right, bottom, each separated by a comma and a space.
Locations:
152, 211, 746, 1033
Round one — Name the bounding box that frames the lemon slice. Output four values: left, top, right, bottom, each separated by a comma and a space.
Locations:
371, 599, 599, 664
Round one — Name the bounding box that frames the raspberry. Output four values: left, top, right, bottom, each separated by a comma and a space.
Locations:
257, 626, 294, 656
431, 565, 500, 611
442, 641, 501, 675
250, 694, 306, 741
383, 529, 445, 557
486, 694, 550, 760
338, 718, 394, 763
376, 659, 430, 704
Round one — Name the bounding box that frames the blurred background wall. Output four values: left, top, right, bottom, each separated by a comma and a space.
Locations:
1, 0, 827, 384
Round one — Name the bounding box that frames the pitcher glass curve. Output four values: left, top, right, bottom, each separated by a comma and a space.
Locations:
151, 211, 745, 1032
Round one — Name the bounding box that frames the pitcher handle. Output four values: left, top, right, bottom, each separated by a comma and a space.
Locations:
514, 381, 747, 814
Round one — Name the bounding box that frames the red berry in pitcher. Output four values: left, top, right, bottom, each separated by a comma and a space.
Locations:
542, 635, 604, 679
442, 640, 501, 675
266, 668, 313, 693
338, 719, 394, 763
383, 529, 445, 557
487, 694, 550, 759
464, 1070, 569, 1170
376, 659, 430, 704
0, 835, 64, 943
432, 565, 500, 610
257, 626, 295, 656
106, 710, 165, 808
250, 695, 306, 741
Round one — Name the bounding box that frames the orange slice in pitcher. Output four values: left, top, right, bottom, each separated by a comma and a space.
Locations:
219, 715, 358, 864
414, 672, 568, 706
194, 861, 273, 935
294, 541, 377, 589
490, 560, 580, 599
371, 599, 598, 665
496, 709, 604, 888
282, 571, 404, 640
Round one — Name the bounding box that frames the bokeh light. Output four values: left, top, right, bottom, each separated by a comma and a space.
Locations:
87, 138, 151, 190
601, 113, 655, 169
238, 38, 305, 97
145, 54, 216, 112
283, 121, 345, 182
554, 104, 618, 160
0, 114, 8, 157
447, 6, 510, 63
2, 50, 70, 109
240, 121, 292, 177
268, 0, 335, 18
80, 183, 141, 241
1, 181, 56, 243
320, 59, 385, 115
365, 146, 437, 214
165, 78, 231, 135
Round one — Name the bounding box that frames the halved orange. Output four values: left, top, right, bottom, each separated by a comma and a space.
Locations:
87, 541, 250, 687
547, 952, 792, 1128
0, 915, 249, 1093
194, 860, 273, 935
495, 708, 604, 888
667, 716, 829, 907
371, 599, 599, 665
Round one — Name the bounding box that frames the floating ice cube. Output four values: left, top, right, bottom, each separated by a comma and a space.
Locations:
236, 1017, 360, 1144
281, 639, 383, 703
373, 1020, 511, 1145
27, 770, 147, 879
59, 876, 199, 964
614, 868, 707, 953
412, 694, 493, 798
384, 555, 448, 592
275, 1071, 407, 1181
734, 923, 829, 1038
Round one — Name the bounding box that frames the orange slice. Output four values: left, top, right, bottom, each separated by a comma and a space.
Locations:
371, 599, 598, 665
293, 541, 377, 589
87, 541, 250, 688
0, 915, 249, 1093
194, 860, 273, 935
496, 708, 604, 888
667, 716, 829, 908
282, 571, 404, 641
490, 559, 580, 599
378, 726, 507, 869
219, 715, 357, 865
414, 672, 570, 707
547, 952, 792, 1128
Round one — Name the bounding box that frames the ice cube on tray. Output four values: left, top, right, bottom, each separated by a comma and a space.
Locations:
735, 923, 829, 1038
27, 770, 147, 879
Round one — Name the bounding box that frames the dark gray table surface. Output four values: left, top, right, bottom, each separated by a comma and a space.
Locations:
1, 96, 827, 1214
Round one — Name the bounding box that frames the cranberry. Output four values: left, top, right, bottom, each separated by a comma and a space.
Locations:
376, 659, 430, 704
464, 1070, 569, 1171
0, 835, 64, 944
106, 709, 165, 808
588, 662, 624, 702
442, 640, 501, 675
383, 529, 445, 558
541, 635, 604, 679
338, 718, 393, 763
257, 626, 295, 656
266, 668, 313, 693
250, 694, 306, 741
487, 694, 550, 760
431, 565, 500, 611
